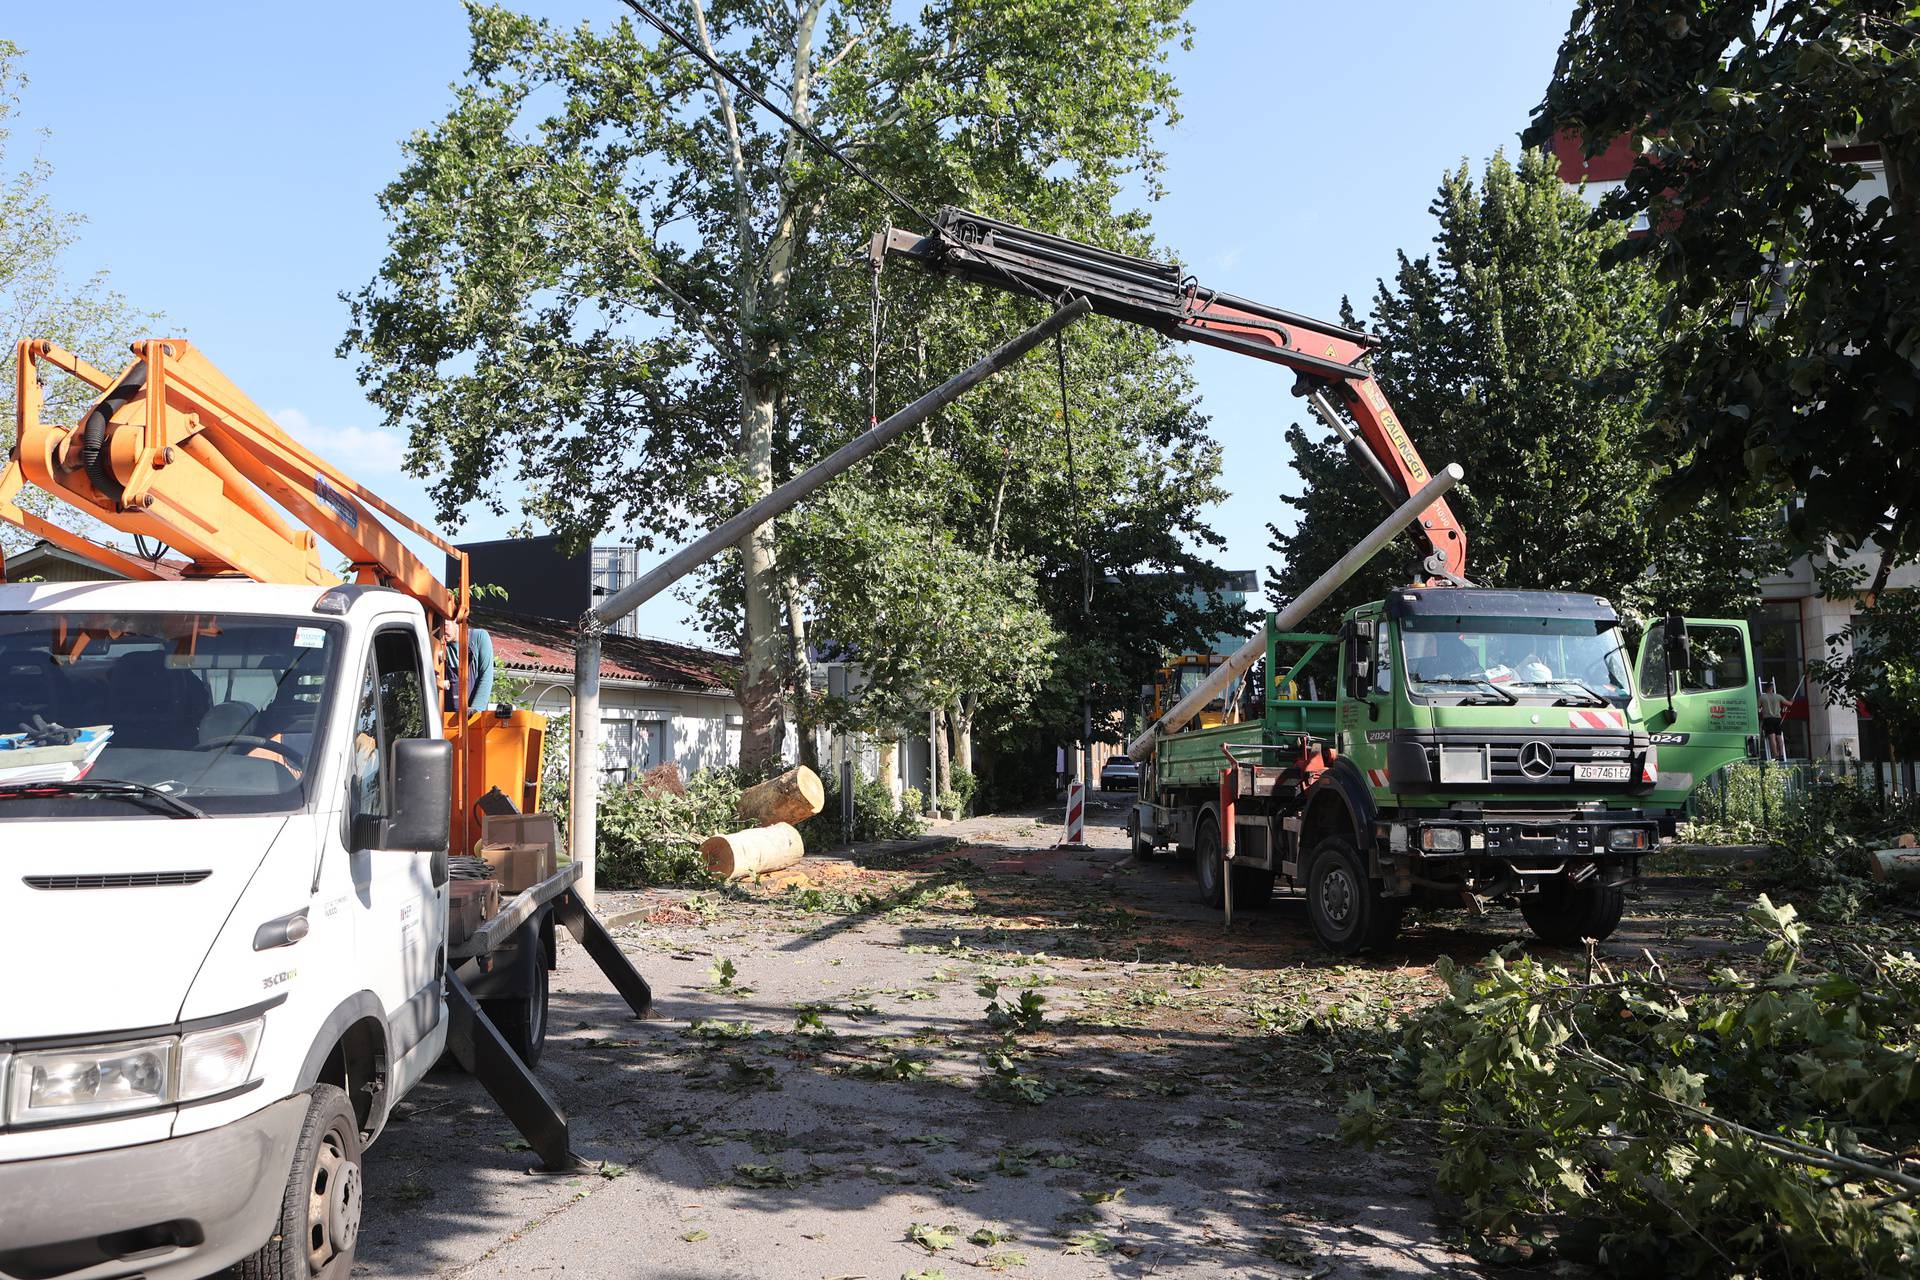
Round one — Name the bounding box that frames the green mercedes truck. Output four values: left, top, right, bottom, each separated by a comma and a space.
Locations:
1129, 588, 1758, 954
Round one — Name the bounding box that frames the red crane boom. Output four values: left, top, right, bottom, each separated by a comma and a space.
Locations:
875, 209, 1468, 584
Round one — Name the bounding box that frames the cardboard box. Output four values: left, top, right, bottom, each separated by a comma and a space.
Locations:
479, 841, 554, 892
482, 813, 559, 854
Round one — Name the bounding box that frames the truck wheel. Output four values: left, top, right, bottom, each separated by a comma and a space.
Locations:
483, 954, 550, 1068
1306, 837, 1400, 955
1232, 864, 1276, 908
1521, 876, 1626, 945
1127, 810, 1156, 861
1194, 812, 1226, 908
238, 1084, 362, 1280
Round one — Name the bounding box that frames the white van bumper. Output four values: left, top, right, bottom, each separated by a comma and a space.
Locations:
0, 1093, 306, 1280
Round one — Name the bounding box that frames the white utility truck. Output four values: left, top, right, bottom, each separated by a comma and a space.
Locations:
0, 339, 650, 1280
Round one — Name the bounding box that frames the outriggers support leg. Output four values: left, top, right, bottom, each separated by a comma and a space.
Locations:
444, 881, 655, 1172
444, 972, 572, 1171
554, 889, 655, 1018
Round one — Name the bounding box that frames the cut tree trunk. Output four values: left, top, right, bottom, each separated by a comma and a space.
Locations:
1869, 844, 1920, 886
701, 822, 805, 881
739, 765, 825, 827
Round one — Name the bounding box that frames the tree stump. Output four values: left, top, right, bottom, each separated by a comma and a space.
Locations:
738, 765, 825, 827
701, 822, 805, 881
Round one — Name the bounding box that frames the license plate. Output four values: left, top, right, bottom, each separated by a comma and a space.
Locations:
1574, 764, 1631, 781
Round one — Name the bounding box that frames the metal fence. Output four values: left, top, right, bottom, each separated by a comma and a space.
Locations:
1694, 756, 1918, 830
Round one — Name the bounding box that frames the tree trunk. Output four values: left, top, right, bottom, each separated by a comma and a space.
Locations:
783, 572, 817, 769
877, 739, 900, 803
702, 822, 806, 881
953, 694, 975, 776
738, 765, 826, 827
932, 705, 951, 813
737, 376, 785, 773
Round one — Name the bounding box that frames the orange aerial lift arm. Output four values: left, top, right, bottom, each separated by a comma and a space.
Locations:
875, 208, 1469, 584
1, 337, 490, 844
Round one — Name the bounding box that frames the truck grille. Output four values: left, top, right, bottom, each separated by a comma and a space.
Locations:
1396, 729, 1645, 789
1486, 732, 1639, 786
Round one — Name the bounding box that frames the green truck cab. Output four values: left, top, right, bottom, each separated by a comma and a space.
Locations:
1129, 587, 1758, 954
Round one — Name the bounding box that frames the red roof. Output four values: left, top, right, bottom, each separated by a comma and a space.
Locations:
476, 609, 736, 692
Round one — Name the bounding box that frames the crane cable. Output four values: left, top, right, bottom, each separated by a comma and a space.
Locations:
616, 0, 941, 239
619, 0, 1099, 661
614, 0, 1074, 314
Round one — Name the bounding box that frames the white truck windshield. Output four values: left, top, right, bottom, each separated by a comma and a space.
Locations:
1400, 615, 1632, 706
0, 612, 340, 816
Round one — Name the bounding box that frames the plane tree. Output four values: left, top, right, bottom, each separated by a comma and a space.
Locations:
343, 0, 1194, 770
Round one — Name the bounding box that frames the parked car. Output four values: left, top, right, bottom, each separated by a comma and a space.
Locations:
1099, 754, 1140, 791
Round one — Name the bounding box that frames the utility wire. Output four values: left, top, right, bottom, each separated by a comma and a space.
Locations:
615, 0, 1072, 312
616, 0, 942, 236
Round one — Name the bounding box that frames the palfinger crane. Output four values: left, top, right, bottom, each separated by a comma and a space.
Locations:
873, 207, 1469, 584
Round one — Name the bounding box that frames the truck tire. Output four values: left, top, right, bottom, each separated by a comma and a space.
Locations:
237, 1084, 362, 1280
1194, 812, 1226, 908
1521, 876, 1626, 945
1305, 837, 1400, 955
1127, 809, 1156, 861
483, 953, 550, 1068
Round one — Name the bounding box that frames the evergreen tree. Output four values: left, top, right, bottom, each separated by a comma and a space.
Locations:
1268, 149, 1781, 630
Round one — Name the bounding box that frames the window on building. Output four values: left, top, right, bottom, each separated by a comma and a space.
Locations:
600, 718, 633, 783
1751, 602, 1809, 758
600, 716, 668, 781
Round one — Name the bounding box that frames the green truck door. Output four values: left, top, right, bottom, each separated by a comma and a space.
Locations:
1635, 618, 1759, 805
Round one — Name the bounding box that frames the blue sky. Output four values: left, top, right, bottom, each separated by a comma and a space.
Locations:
6, 1, 1573, 646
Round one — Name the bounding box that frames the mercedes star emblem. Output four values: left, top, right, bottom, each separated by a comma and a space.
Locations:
1518, 740, 1555, 779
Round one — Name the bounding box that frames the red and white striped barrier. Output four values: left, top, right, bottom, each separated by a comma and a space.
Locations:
1568, 708, 1626, 730
1058, 779, 1087, 847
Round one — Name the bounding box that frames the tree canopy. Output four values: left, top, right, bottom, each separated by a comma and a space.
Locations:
1268, 149, 1781, 630
1525, 0, 1920, 582
343, 0, 1204, 769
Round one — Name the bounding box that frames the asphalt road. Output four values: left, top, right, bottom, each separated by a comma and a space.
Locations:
346, 797, 1484, 1279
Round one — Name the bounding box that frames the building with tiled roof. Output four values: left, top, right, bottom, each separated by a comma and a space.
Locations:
474, 607, 744, 781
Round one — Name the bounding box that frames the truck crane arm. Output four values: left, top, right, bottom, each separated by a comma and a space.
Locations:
875, 208, 1468, 584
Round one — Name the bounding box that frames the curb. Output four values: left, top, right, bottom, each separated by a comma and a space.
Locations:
823, 832, 964, 862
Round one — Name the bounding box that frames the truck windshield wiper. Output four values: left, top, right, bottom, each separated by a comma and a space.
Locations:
1415, 677, 1517, 705
0, 779, 208, 819
1513, 679, 1610, 707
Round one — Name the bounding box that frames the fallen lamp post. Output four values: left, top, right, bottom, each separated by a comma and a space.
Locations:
568, 297, 1093, 902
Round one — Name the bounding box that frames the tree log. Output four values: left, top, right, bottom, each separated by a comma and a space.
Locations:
1869, 846, 1920, 885
738, 765, 825, 827
702, 822, 805, 881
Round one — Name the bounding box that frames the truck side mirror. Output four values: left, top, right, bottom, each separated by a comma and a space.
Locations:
354, 738, 454, 852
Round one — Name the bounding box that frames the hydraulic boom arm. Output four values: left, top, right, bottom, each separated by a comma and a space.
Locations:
876, 208, 1468, 583
0, 337, 494, 847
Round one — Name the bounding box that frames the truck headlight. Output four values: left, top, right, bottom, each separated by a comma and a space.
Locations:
1421, 827, 1466, 852
5, 1016, 264, 1126
9, 1037, 173, 1124
1608, 828, 1650, 851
